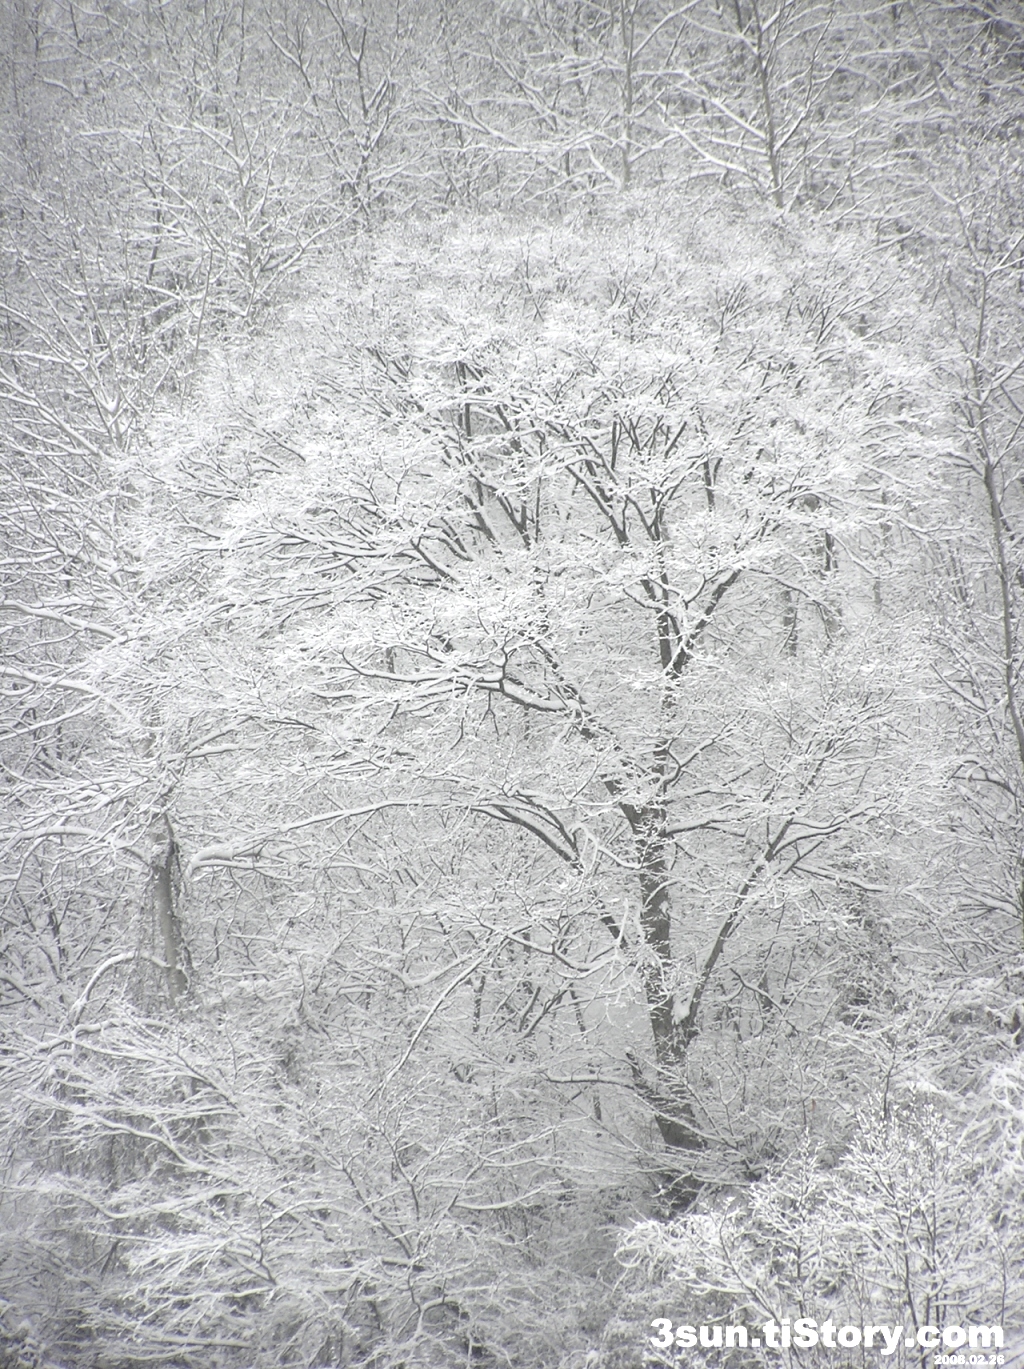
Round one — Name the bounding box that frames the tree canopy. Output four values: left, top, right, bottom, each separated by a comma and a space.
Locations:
2, 3, 1024, 1367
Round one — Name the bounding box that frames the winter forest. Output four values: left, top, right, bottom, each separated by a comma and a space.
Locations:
2, 1, 1024, 1365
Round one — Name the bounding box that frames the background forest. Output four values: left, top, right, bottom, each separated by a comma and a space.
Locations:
2, 1, 1024, 1366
